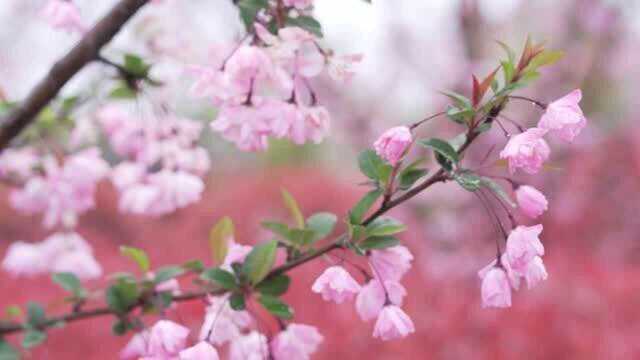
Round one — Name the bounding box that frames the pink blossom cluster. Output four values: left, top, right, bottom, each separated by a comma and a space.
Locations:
500, 89, 587, 174
1, 232, 101, 279
97, 105, 209, 216
312, 244, 415, 341
7, 147, 109, 229
190, 23, 361, 152
122, 241, 324, 359
478, 225, 548, 308
39, 0, 87, 34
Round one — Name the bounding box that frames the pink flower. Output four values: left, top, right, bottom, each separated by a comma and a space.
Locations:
504, 225, 545, 274
292, 106, 330, 144
178, 341, 219, 360
271, 323, 323, 360
146, 320, 190, 357
372, 305, 415, 341
356, 279, 406, 321
500, 128, 550, 174
515, 185, 548, 218
119, 184, 160, 215
523, 256, 548, 289
0, 147, 39, 180
50, 249, 102, 280
327, 54, 363, 83
39, 0, 87, 33
1, 241, 49, 276
120, 331, 149, 359
110, 162, 147, 191
199, 295, 253, 345
373, 126, 413, 166
146, 170, 204, 215
478, 266, 512, 308
311, 266, 361, 303
283, 0, 314, 9
368, 245, 414, 282
221, 243, 253, 271
538, 89, 587, 142
229, 331, 269, 360
211, 105, 273, 152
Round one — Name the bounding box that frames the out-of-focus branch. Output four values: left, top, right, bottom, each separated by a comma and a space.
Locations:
0, 0, 150, 152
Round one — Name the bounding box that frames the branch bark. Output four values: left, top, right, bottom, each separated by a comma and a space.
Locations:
0, 0, 150, 151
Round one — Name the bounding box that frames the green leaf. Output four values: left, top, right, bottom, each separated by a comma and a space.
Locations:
106, 278, 140, 314
5, 305, 21, 319
285, 15, 323, 37
111, 320, 128, 336
154, 266, 185, 284
261, 221, 291, 239
237, 0, 269, 29
255, 274, 290, 296
365, 217, 406, 237
526, 50, 564, 71
21, 330, 46, 349
398, 159, 428, 190
26, 302, 45, 327
123, 54, 151, 77
358, 150, 391, 181
258, 295, 293, 319
288, 228, 316, 247
0, 340, 19, 360
306, 212, 337, 240
454, 170, 482, 191
348, 224, 366, 244
109, 84, 136, 99
120, 246, 150, 272
446, 106, 475, 125
242, 240, 278, 285
359, 235, 400, 250
349, 189, 383, 224
440, 91, 472, 108
182, 260, 205, 273
210, 217, 234, 266
496, 40, 516, 63
281, 189, 305, 229
52, 272, 85, 298
201, 268, 238, 290
418, 138, 459, 170
480, 178, 516, 207
229, 293, 246, 311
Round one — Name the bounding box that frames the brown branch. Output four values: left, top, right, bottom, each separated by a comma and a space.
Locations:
0, 0, 150, 152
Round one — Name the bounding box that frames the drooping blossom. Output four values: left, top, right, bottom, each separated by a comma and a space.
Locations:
1, 241, 49, 276
504, 224, 545, 274
538, 89, 587, 142
523, 256, 548, 289
355, 279, 406, 321
311, 266, 362, 303
372, 305, 415, 341
271, 323, 323, 360
373, 126, 413, 166
146, 320, 190, 357
515, 185, 548, 218
478, 265, 512, 308
229, 331, 269, 360
368, 245, 414, 282
210, 105, 273, 152
39, 0, 87, 33
500, 128, 550, 174
199, 295, 253, 345
178, 341, 220, 360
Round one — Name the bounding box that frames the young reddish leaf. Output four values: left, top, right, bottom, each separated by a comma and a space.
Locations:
472, 67, 500, 107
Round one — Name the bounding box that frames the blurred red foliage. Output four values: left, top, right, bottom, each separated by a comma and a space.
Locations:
1, 157, 640, 359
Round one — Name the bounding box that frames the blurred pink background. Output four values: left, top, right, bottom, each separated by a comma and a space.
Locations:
2, 0, 640, 359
